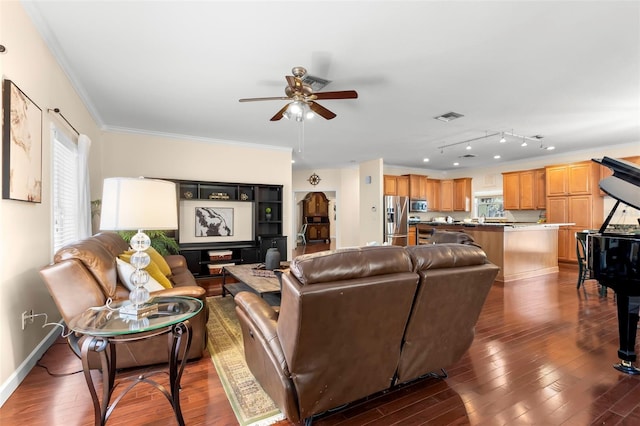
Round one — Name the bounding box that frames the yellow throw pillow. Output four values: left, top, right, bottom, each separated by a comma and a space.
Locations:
119, 251, 173, 289
146, 247, 172, 277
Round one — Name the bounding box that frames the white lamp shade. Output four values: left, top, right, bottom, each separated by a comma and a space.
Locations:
100, 177, 178, 231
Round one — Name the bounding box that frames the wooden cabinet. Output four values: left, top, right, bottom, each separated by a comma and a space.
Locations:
426, 179, 440, 211
502, 172, 520, 211
535, 169, 546, 209
545, 161, 603, 262
307, 223, 330, 241
384, 175, 409, 197
546, 162, 600, 197
453, 178, 472, 212
546, 166, 568, 197
384, 175, 397, 196
304, 191, 329, 216
303, 192, 330, 243
440, 179, 454, 212
502, 168, 545, 210
405, 174, 428, 199
408, 226, 417, 246
519, 171, 535, 210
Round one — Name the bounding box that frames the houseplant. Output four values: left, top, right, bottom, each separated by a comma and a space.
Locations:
118, 230, 180, 256
265, 207, 272, 221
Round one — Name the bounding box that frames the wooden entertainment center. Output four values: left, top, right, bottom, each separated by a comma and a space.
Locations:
168, 178, 286, 296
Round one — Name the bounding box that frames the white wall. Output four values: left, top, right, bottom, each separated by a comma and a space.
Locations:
359, 159, 384, 245
99, 131, 293, 256
0, 1, 102, 403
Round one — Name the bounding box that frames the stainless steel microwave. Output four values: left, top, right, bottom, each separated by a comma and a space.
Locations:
410, 199, 428, 212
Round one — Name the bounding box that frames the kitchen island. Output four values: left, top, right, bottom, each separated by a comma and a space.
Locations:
416, 222, 564, 283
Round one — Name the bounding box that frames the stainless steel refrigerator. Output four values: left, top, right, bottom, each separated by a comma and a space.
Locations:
383, 195, 408, 246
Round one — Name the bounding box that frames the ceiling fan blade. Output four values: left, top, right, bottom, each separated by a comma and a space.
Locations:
270, 104, 290, 121
313, 90, 358, 100
239, 97, 289, 102
309, 101, 336, 120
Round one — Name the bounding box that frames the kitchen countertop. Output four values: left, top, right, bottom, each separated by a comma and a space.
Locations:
412, 221, 574, 229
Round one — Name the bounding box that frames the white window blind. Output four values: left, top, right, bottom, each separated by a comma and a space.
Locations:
52, 126, 79, 253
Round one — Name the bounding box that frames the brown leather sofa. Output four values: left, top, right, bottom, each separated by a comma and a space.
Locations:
39, 232, 207, 369
234, 243, 499, 423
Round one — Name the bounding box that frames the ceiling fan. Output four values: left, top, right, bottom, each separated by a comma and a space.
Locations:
239, 66, 358, 121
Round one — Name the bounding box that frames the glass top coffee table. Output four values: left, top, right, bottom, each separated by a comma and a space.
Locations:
68, 296, 202, 426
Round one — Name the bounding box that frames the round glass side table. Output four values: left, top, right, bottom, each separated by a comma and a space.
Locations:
68, 296, 203, 426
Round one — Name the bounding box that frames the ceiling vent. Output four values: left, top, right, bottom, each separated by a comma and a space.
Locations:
435, 111, 464, 122
459, 154, 477, 158
302, 74, 331, 91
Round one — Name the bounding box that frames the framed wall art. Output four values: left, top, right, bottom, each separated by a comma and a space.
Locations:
2, 79, 42, 202
178, 200, 254, 244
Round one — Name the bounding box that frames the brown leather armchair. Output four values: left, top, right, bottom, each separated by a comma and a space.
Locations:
234, 243, 499, 424
40, 232, 207, 369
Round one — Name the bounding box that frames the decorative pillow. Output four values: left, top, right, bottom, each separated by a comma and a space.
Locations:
115, 258, 165, 293
120, 251, 173, 289
146, 247, 172, 277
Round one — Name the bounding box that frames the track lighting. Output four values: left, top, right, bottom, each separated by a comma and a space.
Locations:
521, 137, 527, 147
499, 133, 506, 143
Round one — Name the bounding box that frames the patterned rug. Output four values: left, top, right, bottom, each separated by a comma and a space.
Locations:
206, 296, 285, 426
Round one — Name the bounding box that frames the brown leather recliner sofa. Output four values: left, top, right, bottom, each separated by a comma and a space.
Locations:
39, 232, 207, 369
234, 242, 499, 423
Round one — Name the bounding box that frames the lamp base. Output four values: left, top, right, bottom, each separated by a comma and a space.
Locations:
119, 302, 158, 320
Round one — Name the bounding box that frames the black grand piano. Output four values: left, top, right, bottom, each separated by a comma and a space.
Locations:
588, 156, 640, 375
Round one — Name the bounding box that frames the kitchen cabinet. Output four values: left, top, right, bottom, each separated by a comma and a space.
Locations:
405, 174, 428, 199
426, 179, 440, 211
545, 161, 603, 262
546, 161, 599, 197
384, 175, 409, 197
440, 179, 454, 212
502, 172, 521, 211
408, 226, 417, 246
502, 168, 544, 210
535, 169, 546, 209
453, 178, 472, 212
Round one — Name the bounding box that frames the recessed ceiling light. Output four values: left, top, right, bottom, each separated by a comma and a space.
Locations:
547, 146, 555, 150
453, 162, 460, 166
423, 158, 430, 162
434, 111, 464, 122
291, 159, 295, 163
494, 155, 501, 159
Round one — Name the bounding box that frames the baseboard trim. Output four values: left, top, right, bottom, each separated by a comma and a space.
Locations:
0, 322, 62, 407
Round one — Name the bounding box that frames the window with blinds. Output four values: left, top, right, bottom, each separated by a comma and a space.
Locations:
52, 126, 79, 252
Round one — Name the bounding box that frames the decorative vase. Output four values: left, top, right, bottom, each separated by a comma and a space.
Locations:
265, 247, 280, 270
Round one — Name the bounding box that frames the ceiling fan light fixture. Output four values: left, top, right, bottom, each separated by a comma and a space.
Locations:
283, 101, 310, 122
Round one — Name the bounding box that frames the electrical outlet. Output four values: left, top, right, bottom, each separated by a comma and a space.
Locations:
21, 309, 34, 330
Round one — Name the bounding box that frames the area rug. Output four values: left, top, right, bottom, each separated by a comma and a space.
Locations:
206, 296, 285, 426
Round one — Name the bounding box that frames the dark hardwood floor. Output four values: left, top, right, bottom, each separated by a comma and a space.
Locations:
2, 240, 639, 425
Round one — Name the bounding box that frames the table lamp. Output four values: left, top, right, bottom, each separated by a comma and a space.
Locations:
100, 177, 178, 316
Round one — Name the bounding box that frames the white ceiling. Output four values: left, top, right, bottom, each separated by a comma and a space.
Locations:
22, 1, 640, 171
